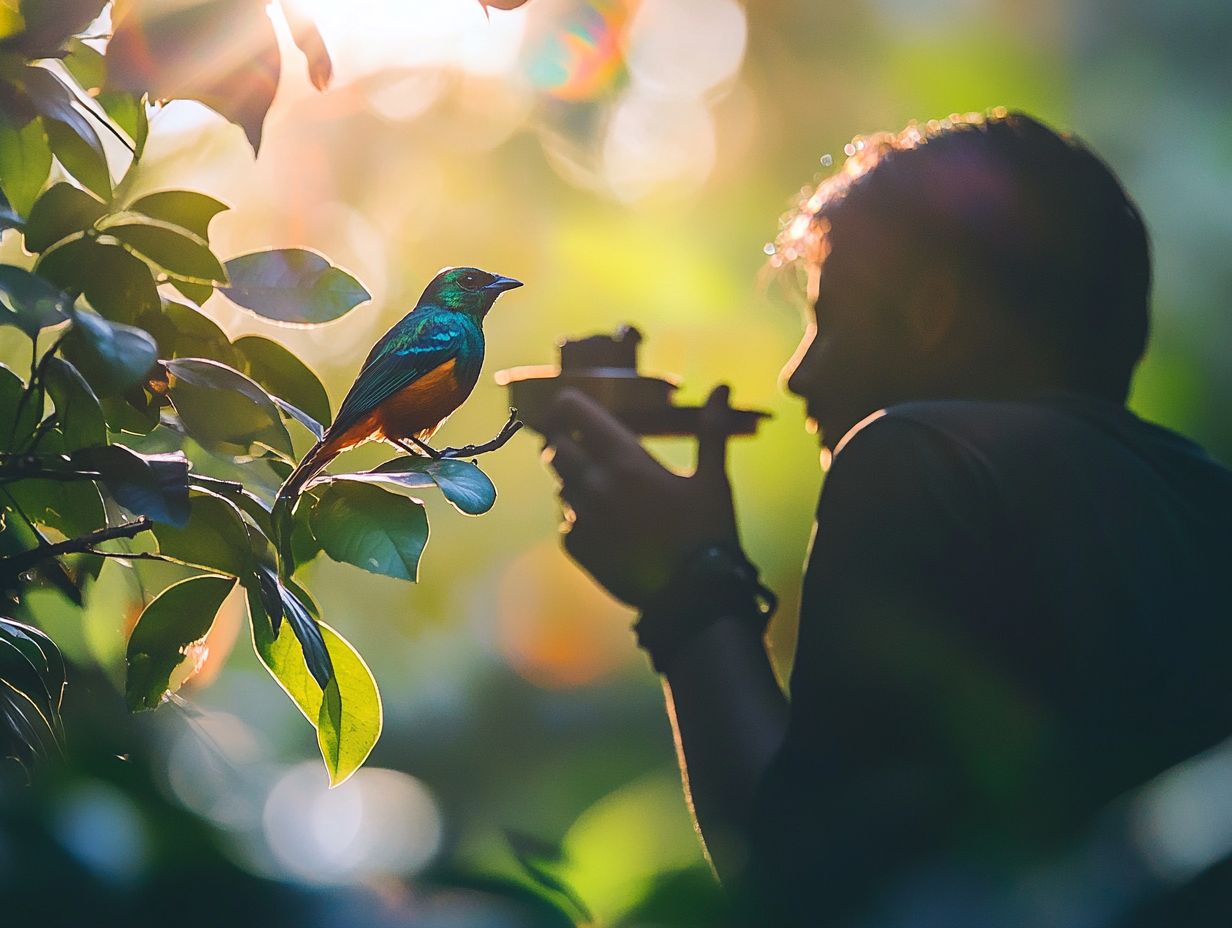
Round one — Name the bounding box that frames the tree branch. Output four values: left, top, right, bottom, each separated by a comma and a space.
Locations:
0, 518, 153, 576
439, 408, 524, 459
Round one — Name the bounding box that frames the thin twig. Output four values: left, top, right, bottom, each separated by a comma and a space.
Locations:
438, 408, 523, 459
0, 518, 153, 576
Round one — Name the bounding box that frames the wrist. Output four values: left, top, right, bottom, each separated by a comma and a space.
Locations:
633, 542, 776, 674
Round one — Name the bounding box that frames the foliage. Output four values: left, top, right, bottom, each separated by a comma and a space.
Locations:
0, 0, 502, 785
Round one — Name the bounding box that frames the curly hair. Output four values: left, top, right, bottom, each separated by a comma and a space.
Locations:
773, 110, 1152, 401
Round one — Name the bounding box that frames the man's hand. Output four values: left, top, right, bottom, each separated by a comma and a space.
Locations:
544, 385, 739, 607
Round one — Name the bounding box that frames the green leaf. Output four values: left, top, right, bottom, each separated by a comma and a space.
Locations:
37, 238, 161, 324
24, 182, 107, 253
60, 308, 158, 396
62, 37, 106, 93
163, 357, 293, 457
0, 115, 51, 217
234, 335, 331, 428
99, 391, 160, 435
249, 589, 381, 786
139, 299, 240, 366
362, 456, 497, 515
221, 249, 371, 324
125, 574, 235, 711
128, 190, 228, 242
0, 622, 65, 766
97, 91, 148, 157
6, 450, 106, 540
43, 115, 111, 198
154, 491, 254, 576
105, 219, 227, 284
0, 188, 21, 232
0, 264, 69, 336
12, 0, 106, 58
0, 364, 38, 452
42, 356, 105, 450
310, 480, 428, 581
71, 445, 191, 527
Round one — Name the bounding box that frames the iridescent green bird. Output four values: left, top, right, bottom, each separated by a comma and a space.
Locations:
276, 266, 523, 508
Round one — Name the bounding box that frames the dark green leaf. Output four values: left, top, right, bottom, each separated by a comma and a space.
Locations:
12, 0, 106, 57
128, 190, 228, 242
139, 299, 240, 366
0, 618, 66, 712
62, 38, 106, 93
164, 357, 293, 457
221, 249, 370, 324
235, 334, 331, 427
43, 115, 110, 198
0, 626, 64, 766
505, 831, 595, 926
97, 91, 148, 157
0, 264, 69, 336
6, 449, 107, 539
24, 181, 107, 253
0, 364, 38, 452
99, 389, 160, 435
311, 480, 428, 581
153, 491, 253, 576
362, 456, 497, 515
0, 115, 51, 217
0, 188, 21, 231
42, 356, 104, 450
37, 237, 160, 323
170, 278, 214, 306
125, 573, 235, 711
71, 445, 191, 527
105, 0, 280, 153
106, 219, 226, 284
60, 308, 158, 395
248, 583, 380, 786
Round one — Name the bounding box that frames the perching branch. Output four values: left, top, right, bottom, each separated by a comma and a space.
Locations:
0, 518, 153, 576
439, 408, 524, 459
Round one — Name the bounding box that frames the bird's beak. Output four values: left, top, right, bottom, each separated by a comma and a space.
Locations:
484, 275, 523, 293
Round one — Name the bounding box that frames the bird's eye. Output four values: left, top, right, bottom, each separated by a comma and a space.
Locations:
459, 272, 483, 290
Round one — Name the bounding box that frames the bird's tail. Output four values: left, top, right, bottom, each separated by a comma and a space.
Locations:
272, 438, 340, 575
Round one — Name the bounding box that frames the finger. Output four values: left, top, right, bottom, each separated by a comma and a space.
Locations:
543, 433, 594, 486
696, 384, 732, 480
550, 389, 641, 459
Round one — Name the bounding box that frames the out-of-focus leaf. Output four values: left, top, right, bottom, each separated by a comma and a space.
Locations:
62, 37, 106, 93
139, 300, 240, 366
43, 356, 104, 450
505, 830, 595, 926
60, 308, 158, 396
0, 618, 66, 713
0, 188, 21, 231
0, 264, 69, 336
97, 91, 147, 157
310, 480, 428, 581
153, 491, 253, 576
71, 445, 191, 527
125, 573, 235, 711
163, 357, 293, 457
127, 190, 228, 242
106, 0, 280, 153
235, 335, 331, 427
359, 456, 497, 515
0, 616, 67, 767
279, 0, 332, 90
0, 364, 38, 452
221, 249, 370, 324
105, 218, 227, 284
24, 182, 106, 253
10, 0, 106, 57
37, 237, 160, 324
0, 116, 51, 217
249, 586, 379, 787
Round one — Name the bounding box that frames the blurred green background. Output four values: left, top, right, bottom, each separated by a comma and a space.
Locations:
3, 0, 1229, 924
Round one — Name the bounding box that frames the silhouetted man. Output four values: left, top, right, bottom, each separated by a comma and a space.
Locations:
545, 112, 1232, 927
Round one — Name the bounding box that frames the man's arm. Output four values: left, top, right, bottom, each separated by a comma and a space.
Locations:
544, 388, 787, 880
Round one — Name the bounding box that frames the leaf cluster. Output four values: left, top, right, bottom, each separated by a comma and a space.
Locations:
0, 1, 503, 785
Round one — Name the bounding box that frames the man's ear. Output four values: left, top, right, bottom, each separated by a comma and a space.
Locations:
903, 268, 959, 355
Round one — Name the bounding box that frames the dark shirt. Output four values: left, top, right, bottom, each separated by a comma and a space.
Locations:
746, 396, 1232, 927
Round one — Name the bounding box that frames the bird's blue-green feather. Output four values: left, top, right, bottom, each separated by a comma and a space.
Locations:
330, 307, 482, 435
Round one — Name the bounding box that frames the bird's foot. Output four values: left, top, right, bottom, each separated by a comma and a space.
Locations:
439, 408, 523, 459
395, 437, 442, 459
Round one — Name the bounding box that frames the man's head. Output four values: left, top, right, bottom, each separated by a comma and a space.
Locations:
777, 110, 1152, 449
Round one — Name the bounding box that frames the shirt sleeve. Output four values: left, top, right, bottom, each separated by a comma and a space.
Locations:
745, 411, 1002, 920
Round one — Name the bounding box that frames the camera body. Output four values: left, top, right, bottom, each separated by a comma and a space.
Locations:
495, 326, 768, 437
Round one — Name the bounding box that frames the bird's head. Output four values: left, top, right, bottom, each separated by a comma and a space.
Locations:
422, 266, 523, 319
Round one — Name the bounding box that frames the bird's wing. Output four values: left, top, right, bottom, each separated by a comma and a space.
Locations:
329, 313, 467, 437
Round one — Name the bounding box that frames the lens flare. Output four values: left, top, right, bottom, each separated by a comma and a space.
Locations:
525, 0, 635, 101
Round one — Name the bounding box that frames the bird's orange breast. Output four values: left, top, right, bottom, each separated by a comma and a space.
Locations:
375, 356, 472, 440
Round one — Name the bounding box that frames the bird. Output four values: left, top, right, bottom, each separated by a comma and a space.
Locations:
275, 266, 523, 514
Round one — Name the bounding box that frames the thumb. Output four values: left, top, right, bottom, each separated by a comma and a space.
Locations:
696, 384, 732, 481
